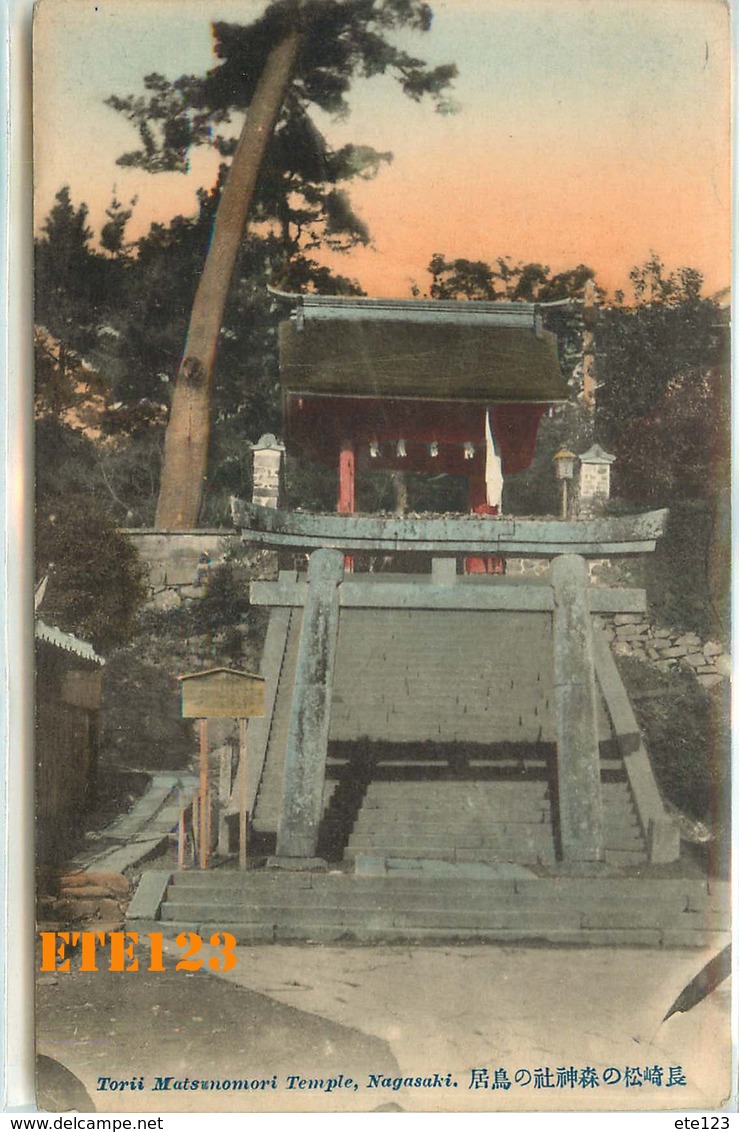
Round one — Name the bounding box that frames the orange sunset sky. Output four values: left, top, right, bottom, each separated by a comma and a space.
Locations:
33, 0, 731, 300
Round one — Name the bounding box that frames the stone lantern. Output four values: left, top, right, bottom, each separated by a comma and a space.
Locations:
553, 447, 577, 518
578, 444, 616, 512
251, 434, 285, 510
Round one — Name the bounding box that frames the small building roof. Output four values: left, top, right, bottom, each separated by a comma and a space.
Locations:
273, 292, 568, 404
579, 444, 616, 464
178, 667, 263, 683
35, 619, 105, 665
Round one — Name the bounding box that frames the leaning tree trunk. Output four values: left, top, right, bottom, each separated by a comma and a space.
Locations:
155, 28, 302, 529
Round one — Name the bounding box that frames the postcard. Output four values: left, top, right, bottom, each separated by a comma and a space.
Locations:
30, 0, 732, 1116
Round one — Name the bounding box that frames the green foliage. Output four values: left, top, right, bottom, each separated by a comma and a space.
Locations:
644, 501, 728, 642
106, 0, 455, 261
100, 649, 194, 771
613, 369, 729, 506
617, 654, 731, 874
35, 188, 107, 356
100, 191, 138, 259
38, 186, 93, 277
503, 402, 594, 516
596, 255, 726, 445
34, 327, 102, 423
35, 495, 147, 653
427, 253, 598, 305
107, 2, 456, 168
34, 180, 371, 526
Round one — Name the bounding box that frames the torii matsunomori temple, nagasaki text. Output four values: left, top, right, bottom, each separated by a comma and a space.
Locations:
137, 295, 728, 947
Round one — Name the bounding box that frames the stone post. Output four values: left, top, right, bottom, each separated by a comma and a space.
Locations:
251, 434, 284, 509
577, 444, 616, 515
274, 548, 344, 863
551, 554, 604, 863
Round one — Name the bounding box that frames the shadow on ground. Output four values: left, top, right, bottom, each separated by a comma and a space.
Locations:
36, 947, 399, 1113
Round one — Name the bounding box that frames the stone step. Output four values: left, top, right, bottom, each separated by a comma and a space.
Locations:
166, 887, 529, 909
363, 782, 553, 794
164, 872, 727, 907
350, 825, 557, 839
343, 845, 557, 864
346, 842, 645, 860
351, 817, 636, 836
163, 883, 728, 918
162, 886, 728, 929
162, 903, 576, 928
347, 833, 559, 851
352, 814, 638, 830
351, 821, 557, 835
358, 796, 629, 812
361, 786, 630, 800
358, 794, 557, 807
161, 896, 729, 938
357, 808, 549, 820
603, 849, 649, 866
152, 913, 729, 949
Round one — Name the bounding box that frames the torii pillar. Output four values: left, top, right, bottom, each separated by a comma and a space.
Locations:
551, 554, 604, 863
274, 548, 344, 863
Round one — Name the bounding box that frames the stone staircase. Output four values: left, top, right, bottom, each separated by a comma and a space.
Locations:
141, 869, 730, 948
343, 774, 646, 868
251, 610, 302, 836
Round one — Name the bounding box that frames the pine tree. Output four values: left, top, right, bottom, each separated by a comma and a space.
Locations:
107, 0, 457, 527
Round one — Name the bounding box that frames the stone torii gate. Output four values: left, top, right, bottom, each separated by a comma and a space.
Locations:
232, 503, 677, 871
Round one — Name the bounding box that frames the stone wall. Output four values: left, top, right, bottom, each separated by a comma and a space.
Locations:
124, 529, 240, 609
595, 613, 729, 689
506, 558, 730, 688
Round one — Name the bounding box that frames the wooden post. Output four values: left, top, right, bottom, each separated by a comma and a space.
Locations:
199, 718, 209, 869
217, 746, 233, 856
177, 789, 186, 870
191, 792, 199, 863
391, 471, 408, 516
582, 278, 597, 411
239, 718, 248, 870
338, 439, 355, 571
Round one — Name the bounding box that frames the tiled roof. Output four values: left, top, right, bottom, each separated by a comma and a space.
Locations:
34, 619, 104, 665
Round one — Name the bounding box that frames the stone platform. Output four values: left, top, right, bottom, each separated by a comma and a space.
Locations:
130, 868, 729, 949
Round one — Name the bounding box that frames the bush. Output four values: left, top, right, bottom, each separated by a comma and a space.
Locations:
616, 654, 730, 874
35, 494, 146, 653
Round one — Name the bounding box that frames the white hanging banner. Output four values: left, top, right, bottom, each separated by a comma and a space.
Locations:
484, 409, 504, 509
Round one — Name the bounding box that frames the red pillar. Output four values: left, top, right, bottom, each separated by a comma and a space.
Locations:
465, 464, 504, 575
338, 439, 355, 514
338, 439, 355, 571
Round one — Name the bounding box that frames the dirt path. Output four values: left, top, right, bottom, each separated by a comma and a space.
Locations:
36, 945, 398, 1113
36, 937, 732, 1114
